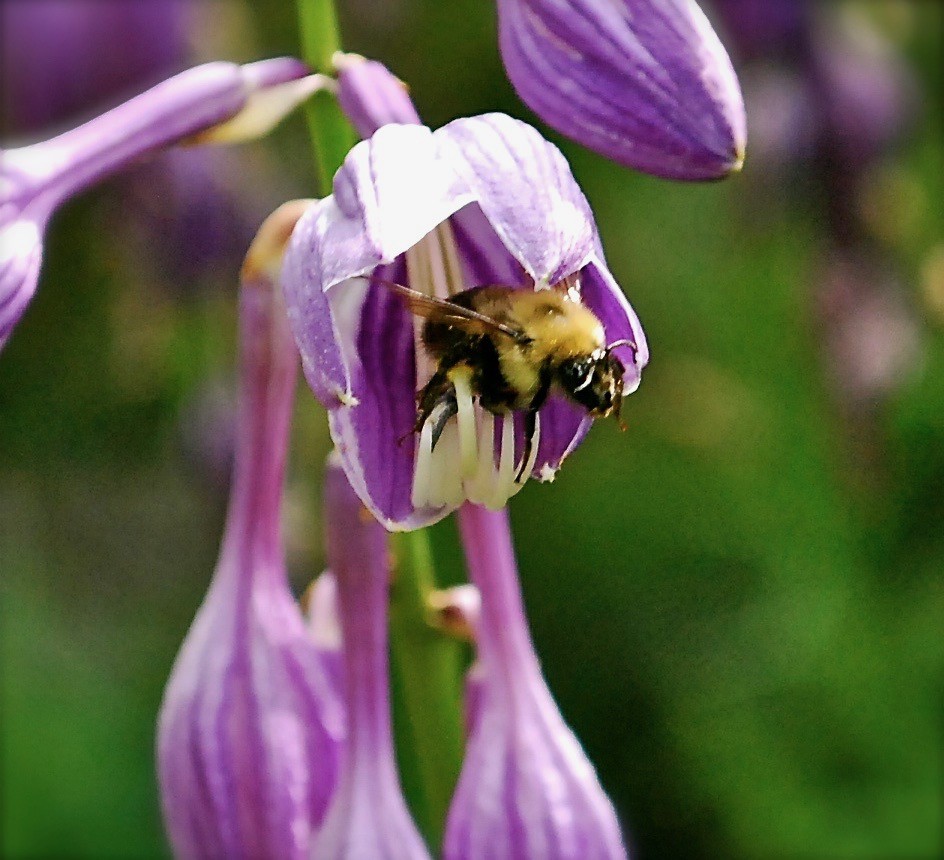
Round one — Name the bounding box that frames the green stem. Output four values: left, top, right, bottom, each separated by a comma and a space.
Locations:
296, 0, 356, 194
389, 529, 466, 851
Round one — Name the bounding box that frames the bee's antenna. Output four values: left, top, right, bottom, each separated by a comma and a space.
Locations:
614, 375, 627, 432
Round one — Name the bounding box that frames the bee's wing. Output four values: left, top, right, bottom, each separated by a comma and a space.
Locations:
373, 278, 525, 342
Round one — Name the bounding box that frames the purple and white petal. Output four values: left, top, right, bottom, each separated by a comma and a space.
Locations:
436, 114, 597, 285
497, 0, 746, 180
1, 58, 317, 352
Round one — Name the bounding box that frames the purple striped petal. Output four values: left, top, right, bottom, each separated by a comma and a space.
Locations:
313, 460, 430, 858
437, 113, 596, 284
446, 505, 626, 859
498, 0, 746, 180
157, 206, 344, 859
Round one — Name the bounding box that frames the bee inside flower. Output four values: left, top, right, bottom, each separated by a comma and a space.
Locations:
282, 114, 648, 530
375, 270, 638, 510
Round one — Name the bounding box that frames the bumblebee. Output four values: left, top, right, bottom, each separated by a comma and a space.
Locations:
383, 280, 635, 480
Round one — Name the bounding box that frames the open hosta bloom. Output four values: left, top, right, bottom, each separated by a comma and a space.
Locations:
446, 504, 625, 859
157, 204, 343, 859
0, 57, 323, 350
496, 0, 746, 179
282, 113, 648, 530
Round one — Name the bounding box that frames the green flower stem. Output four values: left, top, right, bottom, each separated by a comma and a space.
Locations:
296, 0, 356, 193
389, 529, 466, 850
295, 0, 463, 844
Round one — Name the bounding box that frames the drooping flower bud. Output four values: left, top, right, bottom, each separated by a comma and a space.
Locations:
157, 202, 343, 859
335, 53, 421, 138
1, 57, 324, 350
496, 0, 747, 180
313, 459, 431, 859
445, 504, 626, 859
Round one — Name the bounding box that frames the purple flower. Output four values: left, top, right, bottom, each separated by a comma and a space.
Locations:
157, 202, 344, 860
496, 0, 746, 180
1, 57, 324, 350
282, 112, 648, 530
711, 0, 810, 63
313, 459, 430, 859
445, 504, 625, 859
0, 0, 188, 135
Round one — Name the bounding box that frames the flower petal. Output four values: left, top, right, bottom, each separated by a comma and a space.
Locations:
435, 113, 597, 284
498, 0, 746, 180
315, 460, 431, 858
0, 218, 44, 350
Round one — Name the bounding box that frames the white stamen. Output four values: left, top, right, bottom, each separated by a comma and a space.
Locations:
487, 415, 517, 510
412, 399, 547, 511
465, 409, 496, 505
452, 370, 477, 479
432, 421, 464, 508
411, 420, 435, 509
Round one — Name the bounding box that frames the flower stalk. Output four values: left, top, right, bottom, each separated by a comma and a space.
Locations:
389, 529, 466, 850
296, 0, 356, 193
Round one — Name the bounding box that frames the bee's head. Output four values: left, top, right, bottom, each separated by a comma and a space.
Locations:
557, 341, 631, 421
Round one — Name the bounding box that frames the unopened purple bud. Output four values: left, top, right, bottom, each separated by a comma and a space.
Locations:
445, 504, 626, 859
157, 203, 343, 859
335, 54, 421, 138
1, 58, 322, 351
314, 459, 430, 859
497, 0, 747, 179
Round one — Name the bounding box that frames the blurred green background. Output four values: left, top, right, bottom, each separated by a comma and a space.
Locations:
2, 1, 942, 857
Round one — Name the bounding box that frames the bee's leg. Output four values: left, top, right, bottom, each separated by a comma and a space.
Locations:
515, 372, 551, 483
408, 352, 468, 448
427, 392, 458, 451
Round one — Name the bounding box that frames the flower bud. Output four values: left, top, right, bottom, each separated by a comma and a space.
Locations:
497, 0, 746, 179
157, 204, 343, 859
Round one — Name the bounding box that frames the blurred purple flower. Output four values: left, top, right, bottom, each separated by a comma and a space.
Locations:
496, 0, 746, 180
445, 504, 625, 859
710, 0, 810, 64
0, 0, 189, 136
282, 112, 647, 530
313, 459, 430, 859
157, 202, 344, 859
305, 570, 347, 700
0, 58, 322, 350
815, 248, 920, 405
